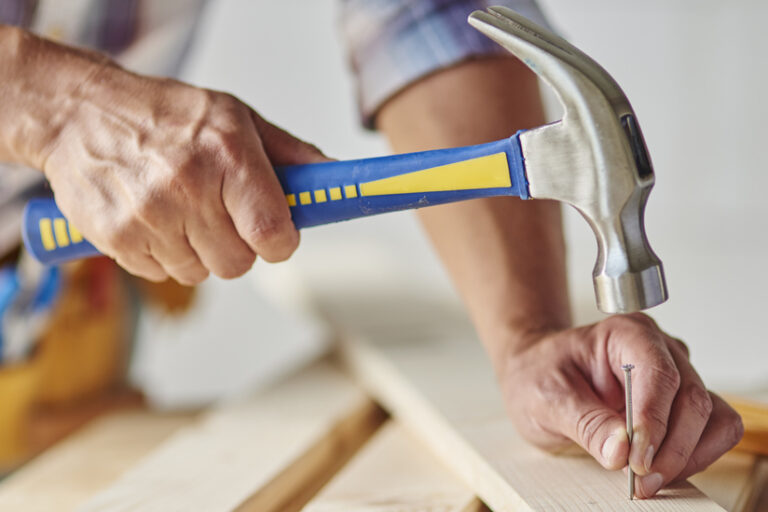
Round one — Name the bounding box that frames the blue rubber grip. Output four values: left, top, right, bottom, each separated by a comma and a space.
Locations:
23, 200, 100, 265
22, 133, 528, 265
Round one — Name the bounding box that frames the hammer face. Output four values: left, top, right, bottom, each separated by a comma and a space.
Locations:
469, 7, 668, 313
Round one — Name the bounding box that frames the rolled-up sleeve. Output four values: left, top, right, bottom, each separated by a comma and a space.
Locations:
340, 0, 553, 128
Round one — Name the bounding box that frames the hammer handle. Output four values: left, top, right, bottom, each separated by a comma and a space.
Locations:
23, 134, 528, 265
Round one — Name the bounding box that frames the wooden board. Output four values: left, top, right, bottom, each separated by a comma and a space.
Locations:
689, 452, 760, 512
319, 291, 726, 511
77, 359, 385, 512
0, 410, 195, 512
724, 396, 768, 457
303, 420, 486, 512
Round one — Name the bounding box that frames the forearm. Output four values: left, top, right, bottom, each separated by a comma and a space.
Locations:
377, 57, 571, 368
0, 24, 108, 169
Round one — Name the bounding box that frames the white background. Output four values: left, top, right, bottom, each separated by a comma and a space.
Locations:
136, 0, 767, 403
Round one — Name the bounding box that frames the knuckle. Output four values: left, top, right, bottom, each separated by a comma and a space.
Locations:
133, 193, 163, 224
106, 217, 140, 250
575, 408, 613, 451
668, 443, 694, 463
214, 91, 243, 111
207, 127, 242, 162
671, 337, 691, 358
175, 164, 207, 199
650, 361, 682, 394
602, 313, 660, 341
623, 312, 659, 330
164, 157, 210, 203
641, 405, 671, 433
216, 253, 256, 279
684, 385, 714, 421
247, 216, 296, 251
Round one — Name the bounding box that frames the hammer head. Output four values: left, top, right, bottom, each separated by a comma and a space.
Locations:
469, 7, 668, 314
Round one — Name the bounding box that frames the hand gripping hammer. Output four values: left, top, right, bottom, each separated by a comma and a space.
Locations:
22, 6, 667, 314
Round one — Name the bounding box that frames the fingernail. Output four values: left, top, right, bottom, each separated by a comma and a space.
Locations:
629, 428, 650, 475
601, 428, 627, 466
643, 444, 655, 473
638, 472, 664, 498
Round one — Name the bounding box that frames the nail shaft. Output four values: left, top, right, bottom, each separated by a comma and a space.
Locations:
622, 364, 635, 500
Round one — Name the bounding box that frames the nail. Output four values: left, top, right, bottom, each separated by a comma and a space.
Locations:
643, 444, 655, 473
638, 472, 664, 498
629, 428, 650, 475
601, 428, 627, 466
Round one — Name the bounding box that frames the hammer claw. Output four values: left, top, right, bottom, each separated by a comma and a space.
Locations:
469, 7, 668, 313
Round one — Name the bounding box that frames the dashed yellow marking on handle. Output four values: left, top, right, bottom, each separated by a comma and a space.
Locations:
344, 185, 358, 199
286, 194, 297, 207
329, 187, 342, 201
299, 191, 312, 205
39, 219, 56, 251
314, 190, 327, 203
53, 218, 70, 247
69, 224, 83, 243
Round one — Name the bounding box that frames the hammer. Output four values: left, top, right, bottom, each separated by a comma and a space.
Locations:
21, 6, 667, 314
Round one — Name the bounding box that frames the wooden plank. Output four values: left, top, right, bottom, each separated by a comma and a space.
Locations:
303, 420, 487, 512
0, 409, 195, 512
731, 458, 768, 512
724, 396, 768, 457
323, 292, 725, 511
689, 452, 759, 512
78, 359, 385, 512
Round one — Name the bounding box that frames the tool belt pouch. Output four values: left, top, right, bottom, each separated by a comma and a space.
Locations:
0, 258, 131, 469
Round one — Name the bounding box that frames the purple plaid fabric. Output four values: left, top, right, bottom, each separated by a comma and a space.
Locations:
340, 0, 553, 128
0, 0, 208, 76
0, 0, 551, 127
0, 0, 139, 55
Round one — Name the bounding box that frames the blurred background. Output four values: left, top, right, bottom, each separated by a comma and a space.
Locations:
0, 0, 766, 469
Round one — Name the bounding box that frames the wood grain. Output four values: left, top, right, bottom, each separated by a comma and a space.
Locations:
0, 410, 195, 512
77, 359, 384, 512
303, 420, 487, 512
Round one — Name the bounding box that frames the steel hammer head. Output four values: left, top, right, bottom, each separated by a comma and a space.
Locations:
469, 7, 668, 314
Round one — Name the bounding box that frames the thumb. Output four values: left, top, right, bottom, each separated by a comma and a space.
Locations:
252, 112, 331, 166
559, 377, 630, 470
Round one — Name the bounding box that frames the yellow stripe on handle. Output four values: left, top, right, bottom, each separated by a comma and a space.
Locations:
344, 185, 358, 199
69, 224, 83, 243
39, 218, 56, 251
360, 152, 510, 197
53, 218, 70, 247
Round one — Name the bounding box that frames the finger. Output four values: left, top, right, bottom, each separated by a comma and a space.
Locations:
252, 112, 331, 165
113, 251, 168, 283
221, 136, 299, 263
634, 339, 712, 498
543, 367, 630, 470
186, 214, 256, 279
673, 393, 744, 482
605, 314, 681, 477
149, 230, 209, 286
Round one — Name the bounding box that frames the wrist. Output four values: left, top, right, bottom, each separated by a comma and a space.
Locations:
0, 25, 114, 169
479, 317, 568, 376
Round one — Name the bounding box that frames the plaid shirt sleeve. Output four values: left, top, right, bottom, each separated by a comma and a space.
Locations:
340, 0, 554, 129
